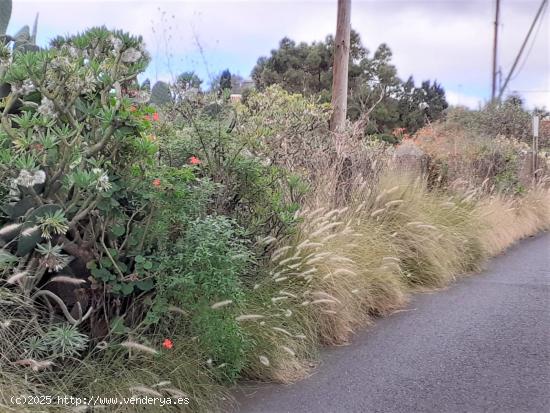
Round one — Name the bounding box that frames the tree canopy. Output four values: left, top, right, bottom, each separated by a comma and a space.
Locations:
251, 30, 448, 136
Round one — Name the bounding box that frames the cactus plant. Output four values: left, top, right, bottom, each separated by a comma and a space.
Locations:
0, 0, 12, 37
0, 0, 39, 104
0, 0, 39, 52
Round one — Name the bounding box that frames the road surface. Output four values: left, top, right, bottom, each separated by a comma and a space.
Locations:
233, 233, 550, 413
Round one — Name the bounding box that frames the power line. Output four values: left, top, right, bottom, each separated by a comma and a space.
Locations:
498, 0, 548, 100
509, 2, 547, 82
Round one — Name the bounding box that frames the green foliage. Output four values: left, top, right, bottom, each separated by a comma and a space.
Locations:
148, 215, 252, 381
176, 71, 203, 91
236, 85, 332, 178
252, 32, 448, 135
150, 80, 172, 105
219, 69, 232, 93
450, 95, 532, 142
163, 215, 250, 304
42, 323, 89, 358
158, 90, 304, 237
0, 27, 157, 330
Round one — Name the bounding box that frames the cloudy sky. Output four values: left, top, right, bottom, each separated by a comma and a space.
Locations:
11, 0, 549, 108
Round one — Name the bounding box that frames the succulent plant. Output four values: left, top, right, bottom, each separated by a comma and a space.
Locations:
0, 0, 12, 37
0, 0, 39, 107
0, 0, 39, 53
0, 27, 154, 329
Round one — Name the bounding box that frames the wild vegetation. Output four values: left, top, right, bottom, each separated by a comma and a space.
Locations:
0, 10, 548, 413
251, 31, 448, 139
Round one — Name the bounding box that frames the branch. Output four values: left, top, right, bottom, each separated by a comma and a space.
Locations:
32, 290, 93, 326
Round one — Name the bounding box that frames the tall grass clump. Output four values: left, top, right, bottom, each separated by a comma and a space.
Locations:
360, 171, 485, 287
476, 179, 550, 256
233, 168, 491, 385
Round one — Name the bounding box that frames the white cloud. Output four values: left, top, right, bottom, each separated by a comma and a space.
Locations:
446, 90, 483, 109
9, 0, 549, 108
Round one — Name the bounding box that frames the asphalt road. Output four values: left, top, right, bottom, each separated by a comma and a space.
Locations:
233, 233, 550, 413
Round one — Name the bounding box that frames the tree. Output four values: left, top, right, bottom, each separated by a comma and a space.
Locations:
176, 71, 203, 91
230, 73, 246, 94
252, 32, 363, 97
150, 80, 172, 105
219, 69, 232, 92
251, 32, 448, 137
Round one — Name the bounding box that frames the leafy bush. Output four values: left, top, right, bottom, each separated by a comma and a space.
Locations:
415, 111, 531, 193
146, 215, 252, 381
156, 87, 306, 238
0, 27, 162, 332
236, 85, 332, 174
0, 26, 231, 411
447, 97, 531, 142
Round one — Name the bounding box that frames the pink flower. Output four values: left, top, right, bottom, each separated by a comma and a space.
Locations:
189, 156, 202, 165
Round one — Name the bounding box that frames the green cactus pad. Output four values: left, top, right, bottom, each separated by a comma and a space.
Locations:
0, 0, 12, 37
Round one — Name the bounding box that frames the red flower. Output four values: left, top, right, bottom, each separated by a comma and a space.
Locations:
162, 339, 173, 350
152, 178, 161, 187
189, 156, 202, 165
152, 112, 159, 121
144, 114, 151, 121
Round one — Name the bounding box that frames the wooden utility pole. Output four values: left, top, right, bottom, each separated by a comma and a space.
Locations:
491, 0, 500, 102
330, 0, 351, 134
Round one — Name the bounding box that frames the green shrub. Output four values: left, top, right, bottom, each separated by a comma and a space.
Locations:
236, 85, 332, 176
147, 215, 253, 381
0, 27, 161, 327
155, 89, 306, 238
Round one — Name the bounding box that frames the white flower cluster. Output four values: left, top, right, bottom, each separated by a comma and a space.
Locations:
11, 79, 36, 96
14, 169, 46, 188
121, 47, 142, 64
92, 168, 112, 191
110, 35, 123, 54
37, 96, 57, 118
